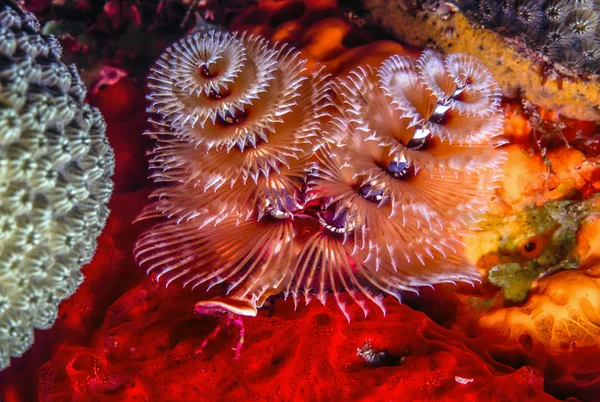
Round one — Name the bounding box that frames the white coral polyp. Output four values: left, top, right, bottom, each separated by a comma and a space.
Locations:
0, 2, 114, 371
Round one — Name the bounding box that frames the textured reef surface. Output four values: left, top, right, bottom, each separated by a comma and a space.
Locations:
0, 0, 115, 370
453, 0, 600, 75
1, 0, 600, 401
363, 0, 600, 121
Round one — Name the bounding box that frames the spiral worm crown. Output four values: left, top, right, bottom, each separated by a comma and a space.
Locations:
137, 31, 505, 320
141, 31, 330, 226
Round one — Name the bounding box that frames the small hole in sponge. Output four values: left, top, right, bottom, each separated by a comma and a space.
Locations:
269, 2, 306, 27
488, 346, 527, 369
70, 353, 95, 372
313, 312, 333, 326
518, 334, 533, 351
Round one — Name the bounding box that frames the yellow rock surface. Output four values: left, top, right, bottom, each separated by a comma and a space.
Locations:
363, 0, 600, 121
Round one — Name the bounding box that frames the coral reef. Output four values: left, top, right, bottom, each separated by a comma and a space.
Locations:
0, 1, 599, 401
32, 0, 207, 81
229, 0, 416, 75
473, 197, 599, 302
0, 1, 114, 370
19, 285, 556, 402
361, 0, 600, 121
1, 69, 592, 399
475, 265, 600, 399
452, 0, 600, 75
136, 29, 505, 319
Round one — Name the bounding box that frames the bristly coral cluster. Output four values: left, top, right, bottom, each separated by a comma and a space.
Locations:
0, 1, 115, 370
452, 0, 600, 74
136, 30, 505, 320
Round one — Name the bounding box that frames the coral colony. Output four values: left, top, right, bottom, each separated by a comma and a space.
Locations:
364, 0, 600, 122
453, 0, 600, 74
135, 31, 506, 322
0, 1, 115, 370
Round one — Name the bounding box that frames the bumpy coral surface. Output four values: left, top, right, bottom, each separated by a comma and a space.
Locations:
136, 29, 505, 319
363, 0, 600, 121
0, 1, 114, 370
453, 0, 600, 74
